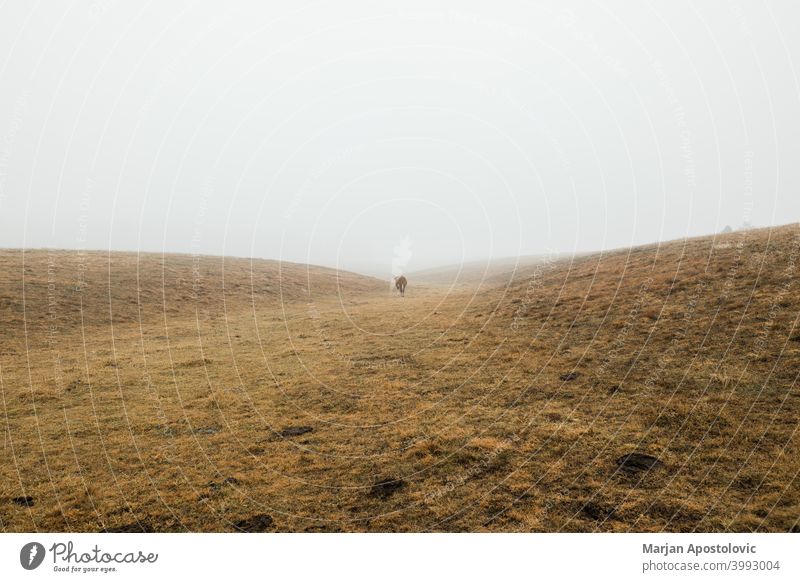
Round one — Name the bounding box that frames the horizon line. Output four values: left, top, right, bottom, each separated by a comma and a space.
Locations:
0, 222, 795, 279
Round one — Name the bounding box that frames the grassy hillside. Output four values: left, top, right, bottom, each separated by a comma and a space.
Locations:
1, 226, 798, 532
0, 250, 384, 337
409, 253, 563, 287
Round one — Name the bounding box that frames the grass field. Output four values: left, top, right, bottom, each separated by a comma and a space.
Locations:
1, 225, 799, 532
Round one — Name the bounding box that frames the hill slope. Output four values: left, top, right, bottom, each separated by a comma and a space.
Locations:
0, 250, 384, 340
409, 253, 563, 287
0, 226, 798, 533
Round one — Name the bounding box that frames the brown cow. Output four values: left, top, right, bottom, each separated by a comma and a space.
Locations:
394, 275, 407, 297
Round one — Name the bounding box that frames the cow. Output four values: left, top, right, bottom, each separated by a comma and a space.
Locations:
394, 275, 407, 297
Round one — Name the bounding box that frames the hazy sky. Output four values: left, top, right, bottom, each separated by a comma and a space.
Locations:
1, 1, 798, 276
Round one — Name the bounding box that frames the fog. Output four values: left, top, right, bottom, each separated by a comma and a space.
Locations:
1, 1, 798, 277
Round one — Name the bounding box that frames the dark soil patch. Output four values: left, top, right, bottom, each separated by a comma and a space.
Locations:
279, 426, 313, 438
616, 453, 662, 474
103, 521, 154, 533
303, 524, 344, 532
370, 477, 406, 499
581, 501, 616, 521
11, 496, 34, 507
207, 476, 241, 491
560, 372, 580, 382
233, 514, 275, 532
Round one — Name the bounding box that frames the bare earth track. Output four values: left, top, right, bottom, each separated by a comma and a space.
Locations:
1, 225, 798, 532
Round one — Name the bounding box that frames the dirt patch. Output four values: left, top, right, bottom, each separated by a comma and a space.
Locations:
370, 477, 406, 499
103, 521, 154, 533
616, 453, 662, 474
233, 514, 275, 532
208, 476, 241, 491
581, 501, 617, 521
279, 426, 314, 437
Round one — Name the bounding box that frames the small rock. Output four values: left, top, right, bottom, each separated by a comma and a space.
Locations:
616, 453, 662, 474
370, 477, 406, 499
279, 426, 313, 438
233, 514, 274, 532
195, 426, 219, 435
12, 496, 34, 507
560, 372, 580, 382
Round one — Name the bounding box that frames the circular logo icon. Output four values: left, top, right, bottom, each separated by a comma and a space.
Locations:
20, 542, 46, 570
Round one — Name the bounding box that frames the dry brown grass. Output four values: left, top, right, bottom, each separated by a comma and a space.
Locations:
1, 225, 799, 532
